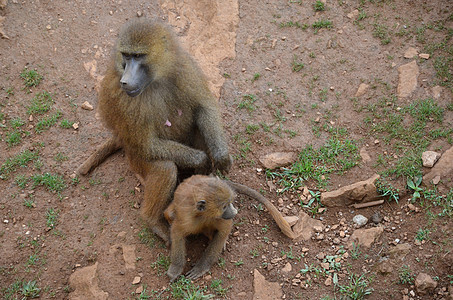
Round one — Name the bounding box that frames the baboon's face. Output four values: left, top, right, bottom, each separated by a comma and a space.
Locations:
119, 53, 152, 97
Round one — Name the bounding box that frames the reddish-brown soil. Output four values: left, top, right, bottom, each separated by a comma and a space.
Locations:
0, 1, 452, 299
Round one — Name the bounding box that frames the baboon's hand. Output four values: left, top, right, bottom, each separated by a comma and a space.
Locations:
213, 152, 232, 174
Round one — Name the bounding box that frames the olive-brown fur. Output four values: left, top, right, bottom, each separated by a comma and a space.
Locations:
77, 19, 231, 243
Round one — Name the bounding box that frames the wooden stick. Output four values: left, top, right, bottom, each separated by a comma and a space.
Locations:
352, 199, 385, 209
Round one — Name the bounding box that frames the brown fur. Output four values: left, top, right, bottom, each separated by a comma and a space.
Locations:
164, 175, 295, 282
164, 175, 235, 281
77, 19, 231, 243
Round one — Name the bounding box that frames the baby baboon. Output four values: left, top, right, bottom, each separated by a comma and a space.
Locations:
164, 175, 294, 281
77, 19, 231, 243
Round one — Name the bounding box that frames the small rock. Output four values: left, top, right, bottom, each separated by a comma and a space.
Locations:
259, 152, 296, 169
320, 262, 330, 270
347, 9, 359, 19
355, 83, 369, 97
419, 53, 430, 59
324, 277, 332, 286
370, 212, 383, 224
136, 10, 143, 17
415, 273, 437, 295
404, 47, 418, 59
360, 147, 371, 163
81, 101, 94, 110
353, 215, 368, 227
388, 243, 411, 260
422, 151, 441, 168
321, 174, 380, 207
397, 60, 419, 99
348, 227, 384, 249
132, 276, 141, 285
375, 258, 393, 274
423, 145, 453, 183
135, 285, 144, 294
253, 269, 282, 299
282, 262, 292, 273
72, 122, 79, 130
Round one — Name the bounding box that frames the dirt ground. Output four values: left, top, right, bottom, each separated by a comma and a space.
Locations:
1, 0, 452, 299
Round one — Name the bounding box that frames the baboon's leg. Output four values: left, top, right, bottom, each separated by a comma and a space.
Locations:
141, 160, 177, 245
77, 137, 122, 175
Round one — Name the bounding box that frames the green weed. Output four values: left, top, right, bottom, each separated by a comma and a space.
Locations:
313, 0, 325, 11
60, 119, 75, 129
0, 149, 39, 179
375, 178, 399, 203
334, 272, 373, 300
20, 68, 43, 87
170, 276, 213, 300
45, 208, 59, 229
210, 279, 228, 297
150, 253, 171, 276
238, 94, 257, 113
27, 91, 53, 115
31, 173, 66, 193
35, 111, 62, 133
398, 265, 414, 285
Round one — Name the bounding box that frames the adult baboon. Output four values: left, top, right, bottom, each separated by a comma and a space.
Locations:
78, 19, 231, 244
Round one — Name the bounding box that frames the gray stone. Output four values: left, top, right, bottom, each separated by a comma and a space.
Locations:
353, 215, 368, 227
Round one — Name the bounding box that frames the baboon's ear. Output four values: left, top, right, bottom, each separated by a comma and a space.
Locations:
196, 200, 206, 211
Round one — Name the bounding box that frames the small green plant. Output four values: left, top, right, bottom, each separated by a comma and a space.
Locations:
252, 73, 261, 82
15, 174, 28, 189
292, 55, 305, 72
60, 119, 75, 129
170, 276, 214, 300
351, 242, 361, 259
375, 178, 400, 203
28, 91, 53, 115
372, 23, 391, 45
245, 124, 260, 135
0, 149, 39, 180
234, 259, 244, 266
312, 19, 332, 33
313, 0, 325, 11
31, 173, 66, 193
35, 111, 62, 133
210, 279, 228, 297
238, 94, 257, 113
5, 130, 22, 147
217, 257, 226, 268
334, 272, 373, 300
407, 176, 423, 201
10, 117, 25, 128
150, 253, 171, 276
415, 228, 430, 241
20, 280, 41, 298
138, 227, 156, 248
46, 208, 59, 229
398, 265, 414, 285
20, 68, 43, 87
